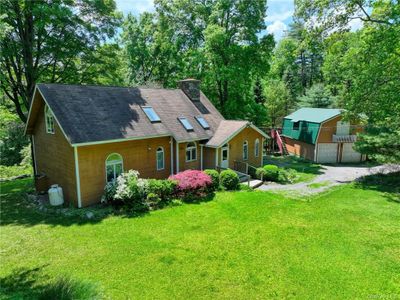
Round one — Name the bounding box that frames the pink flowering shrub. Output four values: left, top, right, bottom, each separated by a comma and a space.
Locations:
168, 170, 212, 200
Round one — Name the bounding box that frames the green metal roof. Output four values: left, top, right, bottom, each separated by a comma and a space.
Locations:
285, 108, 342, 123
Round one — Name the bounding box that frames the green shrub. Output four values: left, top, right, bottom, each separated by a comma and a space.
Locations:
263, 164, 279, 181
38, 276, 101, 300
220, 169, 239, 190
255, 167, 266, 180
204, 169, 220, 191
146, 179, 177, 205
146, 192, 161, 209
277, 168, 298, 184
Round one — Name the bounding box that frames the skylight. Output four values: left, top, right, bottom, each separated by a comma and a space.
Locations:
178, 117, 194, 131
195, 116, 210, 129
142, 106, 161, 123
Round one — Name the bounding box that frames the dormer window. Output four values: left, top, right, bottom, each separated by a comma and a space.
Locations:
178, 117, 194, 131
195, 116, 210, 129
44, 105, 55, 134
142, 106, 161, 123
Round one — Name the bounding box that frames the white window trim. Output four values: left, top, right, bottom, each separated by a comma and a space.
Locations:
105, 153, 123, 183
254, 138, 260, 157
156, 147, 165, 171
243, 140, 249, 160
185, 142, 197, 162
44, 105, 55, 134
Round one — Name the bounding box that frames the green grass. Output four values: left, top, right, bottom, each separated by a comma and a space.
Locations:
307, 181, 331, 189
263, 155, 323, 183
0, 165, 32, 179
1, 178, 399, 299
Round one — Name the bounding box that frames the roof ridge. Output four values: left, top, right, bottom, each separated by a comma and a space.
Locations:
37, 82, 182, 91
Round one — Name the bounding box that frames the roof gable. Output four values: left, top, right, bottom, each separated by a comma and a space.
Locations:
206, 120, 269, 148
27, 84, 225, 145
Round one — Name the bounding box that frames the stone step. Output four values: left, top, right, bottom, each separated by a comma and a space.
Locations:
249, 179, 263, 189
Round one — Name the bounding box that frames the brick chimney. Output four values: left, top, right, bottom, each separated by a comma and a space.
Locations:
178, 79, 200, 102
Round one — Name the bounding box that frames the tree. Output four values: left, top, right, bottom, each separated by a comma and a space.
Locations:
298, 83, 336, 108
263, 79, 290, 127
0, 0, 122, 122
300, 0, 400, 162
122, 0, 274, 122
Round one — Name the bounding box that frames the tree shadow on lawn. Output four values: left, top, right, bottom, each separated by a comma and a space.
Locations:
354, 171, 400, 203
0, 266, 101, 299
0, 178, 216, 228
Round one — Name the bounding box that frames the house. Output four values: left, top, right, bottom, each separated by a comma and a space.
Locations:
25, 79, 268, 207
280, 108, 366, 163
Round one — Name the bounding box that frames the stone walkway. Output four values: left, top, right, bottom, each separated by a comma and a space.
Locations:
257, 164, 399, 195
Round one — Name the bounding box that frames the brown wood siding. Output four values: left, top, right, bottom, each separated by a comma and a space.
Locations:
203, 147, 216, 169
77, 137, 172, 206
177, 141, 201, 172
317, 115, 364, 143
226, 127, 263, 168
282, 136, 315, 161
32, 98, 77, 205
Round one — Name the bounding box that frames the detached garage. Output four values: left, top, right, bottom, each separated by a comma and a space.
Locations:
281, 108, 365, 164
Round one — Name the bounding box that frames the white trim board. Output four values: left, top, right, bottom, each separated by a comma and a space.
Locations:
73, 146, 82, 208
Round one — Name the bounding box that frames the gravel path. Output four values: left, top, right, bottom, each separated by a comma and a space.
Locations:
257, 164, 399, 195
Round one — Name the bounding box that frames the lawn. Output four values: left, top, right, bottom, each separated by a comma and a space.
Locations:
263, 155, 323, 183
1, 178, 399, 299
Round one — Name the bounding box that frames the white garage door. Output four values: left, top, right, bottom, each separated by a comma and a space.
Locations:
341, 143, 362, 163
317, 143, 338, 163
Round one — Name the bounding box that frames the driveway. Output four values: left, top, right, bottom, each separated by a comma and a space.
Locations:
257, 164, 399, 195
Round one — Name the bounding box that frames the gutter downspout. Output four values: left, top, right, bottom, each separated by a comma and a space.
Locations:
215, 148, 219, 169
176, 142, 180, 173
200, 144, 204, 170
73, 146, 82, 208
170, 137, 174, 175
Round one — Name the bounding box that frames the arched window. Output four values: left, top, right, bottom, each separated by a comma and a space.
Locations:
44, 105, 55, 134
106, 153, 123, 182
186, 142, 197, 162
243, 140, 248, 160
156, 147, 164, 170
254, 139, 260, 157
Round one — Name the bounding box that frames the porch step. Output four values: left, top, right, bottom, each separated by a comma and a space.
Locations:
249, 179, 263, 189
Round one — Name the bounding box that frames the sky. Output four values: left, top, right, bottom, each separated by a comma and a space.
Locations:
115, 0, 295, 41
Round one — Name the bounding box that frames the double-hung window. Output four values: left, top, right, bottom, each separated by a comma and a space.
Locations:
186, 142, 197, 162
243, 140, 249, 160
156, 147, 165, 170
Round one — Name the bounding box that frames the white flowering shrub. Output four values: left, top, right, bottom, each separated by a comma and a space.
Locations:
103, 170, 149, 211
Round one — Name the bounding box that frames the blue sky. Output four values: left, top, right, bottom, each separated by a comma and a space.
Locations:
115, 0, 295, 41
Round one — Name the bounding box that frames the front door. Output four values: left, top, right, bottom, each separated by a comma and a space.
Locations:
221, 145, 229, 169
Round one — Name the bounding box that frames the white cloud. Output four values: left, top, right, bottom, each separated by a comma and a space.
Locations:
267, 21, 288, 41
116, 0, 154, 16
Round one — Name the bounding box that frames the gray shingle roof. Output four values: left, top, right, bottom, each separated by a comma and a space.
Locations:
36, 84, 225, 144
206, 120, 249, 147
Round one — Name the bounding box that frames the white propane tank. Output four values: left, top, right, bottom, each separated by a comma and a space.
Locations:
48, 184, 64, 206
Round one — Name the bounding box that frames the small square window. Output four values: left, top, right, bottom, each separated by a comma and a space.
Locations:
178, 117, 194, 131
142, 106, 161, 123
293, 121, 300, 130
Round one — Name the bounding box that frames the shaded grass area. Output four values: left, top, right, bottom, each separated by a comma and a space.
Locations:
263, 155, 323, 183
1, 178, 400, 299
